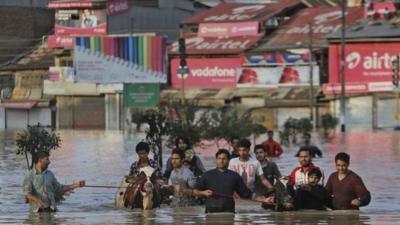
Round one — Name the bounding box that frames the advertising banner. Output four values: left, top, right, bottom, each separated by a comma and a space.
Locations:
329, 43, 400, 83
48, 67, 75, 82
75, 35, 167, 84
48, 35, 75, 48
170, 58, 242, 88
55, 9, 107, 35
123, 84, 160, 108
237, 66, 319, 87
245, 52, 312, 64
198, 21, 259, 37
107, 0, 129, 16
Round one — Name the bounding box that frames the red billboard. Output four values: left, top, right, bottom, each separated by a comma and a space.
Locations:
54, 9, 107, 35
48, 35, 75, 48
171, 58, 243, 88
198, 21, 259, 37
329, 43, 400, 83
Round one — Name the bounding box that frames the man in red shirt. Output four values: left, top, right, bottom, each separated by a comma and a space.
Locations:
261, 130, 283, 157
325, 152, 371, 210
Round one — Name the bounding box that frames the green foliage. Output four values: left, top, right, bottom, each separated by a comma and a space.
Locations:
139, 102, 267, 167
320, 113, 338, 138
15, 124, 61, 169
203, 106, 267, 143
280, 117, 312, 145
320, 113, 339, 131
130, 109, 146, 131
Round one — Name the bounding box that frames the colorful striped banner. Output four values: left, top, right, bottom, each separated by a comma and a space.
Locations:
75, 35, 166, 75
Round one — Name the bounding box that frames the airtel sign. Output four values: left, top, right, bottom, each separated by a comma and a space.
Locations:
329, 43, 400, 83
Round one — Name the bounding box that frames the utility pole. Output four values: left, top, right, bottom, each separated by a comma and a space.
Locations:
308, 22, 315, 128
392, 56, 400, 129
340, 0, 347, 132
178, 37, 187, 105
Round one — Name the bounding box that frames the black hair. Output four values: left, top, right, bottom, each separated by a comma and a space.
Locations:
335, 152, 350, 165
216, 148, 231, 160
308, 167, 322, 179
237, 139, 251, 149
136, 142, 150, 153
229, 136, 240, 142
267, 130, 274, 134
304, 133, 311, 138
175, 136, 191, 149
33, 151, 49, 164
171, 148, 185, 160
254, 144, 267, 153
295, 147, 312, 157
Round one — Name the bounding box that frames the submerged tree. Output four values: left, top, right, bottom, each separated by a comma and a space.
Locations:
15, 124, 61, 170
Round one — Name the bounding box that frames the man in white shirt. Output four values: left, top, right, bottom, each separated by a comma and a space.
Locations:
228, 139, 274, 192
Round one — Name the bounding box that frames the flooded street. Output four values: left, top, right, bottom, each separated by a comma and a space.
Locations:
1, 129, 400, 224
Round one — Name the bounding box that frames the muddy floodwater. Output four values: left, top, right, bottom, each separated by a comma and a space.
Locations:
1, 129, 400, 224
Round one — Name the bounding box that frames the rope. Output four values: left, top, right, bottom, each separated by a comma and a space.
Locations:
212, 192, 272, 204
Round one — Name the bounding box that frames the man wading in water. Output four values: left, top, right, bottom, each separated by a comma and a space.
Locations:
23, 151, 85, 212
193, 149, 274, 213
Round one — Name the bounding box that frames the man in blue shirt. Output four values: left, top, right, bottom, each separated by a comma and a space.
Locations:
23, 151, 85, 212
193, 149, 274, 213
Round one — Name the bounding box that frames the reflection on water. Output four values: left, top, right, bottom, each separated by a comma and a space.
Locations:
1, 129, 400, 224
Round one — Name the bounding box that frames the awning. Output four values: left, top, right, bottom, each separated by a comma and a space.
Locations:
182, 1, 301, 24
169, 35, 262, 55
250, 7, 364, 52
0, 101, 37, 109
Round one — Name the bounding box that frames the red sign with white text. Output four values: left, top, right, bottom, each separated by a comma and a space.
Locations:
48, 35, 75, 48
107, 0, 129, 16
198, 21, 259, 37
171, 58, 242, 88
329, 43, 400, 83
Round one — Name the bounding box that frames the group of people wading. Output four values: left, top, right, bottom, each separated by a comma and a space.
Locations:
23, 131, 371, 213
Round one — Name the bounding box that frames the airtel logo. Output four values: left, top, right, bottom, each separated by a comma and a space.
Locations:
232, 5, 265, 15
346, 52, 361, 69
314, 11, 344, 25
346, 51, 399, 69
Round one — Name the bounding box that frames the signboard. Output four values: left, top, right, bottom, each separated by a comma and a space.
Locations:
123, 84, 160, 108
169, 36, 261, 55
55, 9, 107, 35
75, 35, 167, 84
48, 67, 75, 82
49, 2, 95, 8
48, 35, 75, 48
237, 66, 319, 87
323, 81, 395, 95
170, 58, 242, 88
107, 0, 129, 16
182, 2, 299, 24
43, 80, 99, 96
329, 43, 400, 83
198, 21, 259, 37
245, 52, 311, 64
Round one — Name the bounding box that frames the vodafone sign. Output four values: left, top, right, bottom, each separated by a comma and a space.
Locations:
329, 43, 400, 83
170, 58, 242, 88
